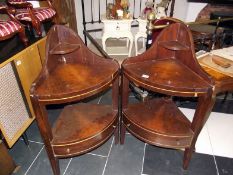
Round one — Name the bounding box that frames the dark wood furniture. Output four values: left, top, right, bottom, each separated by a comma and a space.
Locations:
0, 4, 28, 46
7, 0, 56, 37
121, 22, 215, 169
0, 140, 16, 175
30, 25, 120, 175
146, 14, 233, 97
189, 24, 224, 51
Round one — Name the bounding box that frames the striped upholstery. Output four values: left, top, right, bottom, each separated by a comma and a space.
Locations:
15, 7, 56, 22
0, 20, 22, 37
0, 5, 7, 10
8, 0, 26, 4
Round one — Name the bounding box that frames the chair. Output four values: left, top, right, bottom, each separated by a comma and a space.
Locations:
189, 23, 224, 52
121, 22, 215, 169
7, 0, 56, 37
0, 4, 28, 46
30, 25, 120, 175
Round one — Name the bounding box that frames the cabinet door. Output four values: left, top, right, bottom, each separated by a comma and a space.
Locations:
13, 45, 42, 118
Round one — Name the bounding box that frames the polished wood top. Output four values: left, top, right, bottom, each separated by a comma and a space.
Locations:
123, 22, 213, 96
52, 103, 117, 145
30, 25, 119, 103
123, 59, 210, 95
123, 99, 193, 137
33, 61, 118, 101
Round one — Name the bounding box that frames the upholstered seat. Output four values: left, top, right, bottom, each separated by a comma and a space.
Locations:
15, 7, 56, 22
0, 4, 28, 45
0, 20, 22, 37
7, 0, 56, 36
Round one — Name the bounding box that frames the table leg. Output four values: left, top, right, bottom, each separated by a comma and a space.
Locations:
126, 38, 129, 48
102, 35, 107, 52
128, 35, 133, 57
135, 34, 139, 56
142, 37, 146, 48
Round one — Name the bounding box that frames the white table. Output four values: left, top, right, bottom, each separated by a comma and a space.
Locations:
135, 18, 147, 56
102, 16, 133, 57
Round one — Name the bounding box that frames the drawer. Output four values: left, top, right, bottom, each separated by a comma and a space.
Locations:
104, 22, 130, 32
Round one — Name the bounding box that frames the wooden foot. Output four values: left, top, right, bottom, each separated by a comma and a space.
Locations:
183, 146, 194, 170
18, 29, 28, 47
120, 121, 126, 145
22, 133, 29, 146
114, 124, 119, 144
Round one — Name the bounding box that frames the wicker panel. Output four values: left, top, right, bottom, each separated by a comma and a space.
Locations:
0, 63, 30, 146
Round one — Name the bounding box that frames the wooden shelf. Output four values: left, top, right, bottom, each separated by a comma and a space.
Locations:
49, 42, 80, 55
123, 98, 193, 148
33, 61, 119, 101
30, 25, 120, 174
121, 22, 214, 169
51, 103, 117, 157
158, 41, 189, 51
123, 59, 210, 96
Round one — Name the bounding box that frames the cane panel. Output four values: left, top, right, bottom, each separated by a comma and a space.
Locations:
0, 63, 33, 147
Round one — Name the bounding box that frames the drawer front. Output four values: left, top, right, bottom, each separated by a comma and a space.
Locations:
104, 22, 130, 32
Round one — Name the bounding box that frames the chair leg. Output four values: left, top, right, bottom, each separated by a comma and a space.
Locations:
31, 20, 42, 37
18, 28, 28, 47
135, 35, 138, 56
222, 91, 228, 103
22, 133, 29, 146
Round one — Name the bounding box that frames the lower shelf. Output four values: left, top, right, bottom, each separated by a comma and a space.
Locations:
122, 98, 193, 148
51, 103, 118, 158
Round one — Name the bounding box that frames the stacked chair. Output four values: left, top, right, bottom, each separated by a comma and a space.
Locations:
0, 3, 28, 46
7, 0, 56, 36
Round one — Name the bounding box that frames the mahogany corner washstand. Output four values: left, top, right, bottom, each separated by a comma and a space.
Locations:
121, 22, 216, 169
30, 25, 120, 175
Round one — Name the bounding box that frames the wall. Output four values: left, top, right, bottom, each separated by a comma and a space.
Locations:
185, 2, 207, 21
173, 0, 189, 21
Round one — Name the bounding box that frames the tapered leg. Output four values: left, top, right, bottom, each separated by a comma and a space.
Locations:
31, 97, 60, 175
22, 132, 29, 146
128, 35, 133, 57
31, 19, 42, 37
18, 28, 28, 46
120, 75, 129, 145
135, 33, 139, 56
183, 93, 215, 169
114, 124, 119, 144
102, 34, 107, 52
43, 143, 60, 175
120, 121, 126, 144
112, 77, 119, 144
